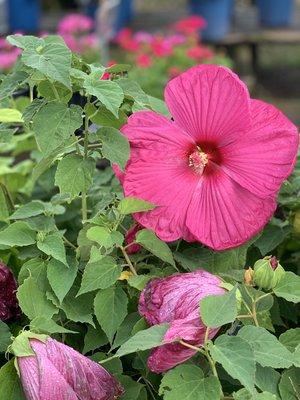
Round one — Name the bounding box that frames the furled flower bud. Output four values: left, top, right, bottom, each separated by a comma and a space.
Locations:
0, 261, 20, 321
125, 223, 142, 254
244, 267, 254, 285
253, 256, 285, 290
17, 337, 124, 400
139, 270, 226, 373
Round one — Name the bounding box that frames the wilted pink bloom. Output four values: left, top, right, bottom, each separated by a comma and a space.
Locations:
136, 53, 152, 68
0, 261, 20, 321
186, 45, 213, 61
125, 223, 143, 254
116, 65, 299, 250
58, 13, 94, 35
139, 270, 225, 373
18, 337, 124, 400
173, 15, 206, 35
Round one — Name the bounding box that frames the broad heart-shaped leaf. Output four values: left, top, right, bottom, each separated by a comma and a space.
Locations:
0, 321, 11, 352
254, 224, 288, 256
200, 287, 237, 328
86, 228, 123, 248
279, 367, 300, 400
118, 197, 156, 215
116, 78, 149, 109
238, 326, 294, 369
0, 360, 26, 400
279, 328, 300, 352
233, 389, 277, 400
94, 286, 128, 343
273, 271, 300, 303
10, 200, 45, 220
30, 316, 76, 334
78, 254, 122, 296
255, 365, 281, 398
33, 102, 82, 156
136, 229, 175, 266
0, 108, 23, 123
47, 258, 78, 303
11, 34, 72, 88
60, 284, 94, 326
0, 70, 28, 100
37, 233, 68, 266
159, 365, 221, 400
97, 127, 130, 171
111, 312, 141, 351
17, 276, 58, 320
83, 73, 124, 117
209, 335, 256, 394
117, 375, 144, 400
83, 324, 108, 354
0, 221, 36, 247
55, 154, 95, 199
115, 323, 169, 358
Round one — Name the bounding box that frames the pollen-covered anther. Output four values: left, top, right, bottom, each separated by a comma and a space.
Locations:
188, 148, 208, 174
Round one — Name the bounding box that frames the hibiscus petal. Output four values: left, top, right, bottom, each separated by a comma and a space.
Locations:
186, 166, 277, 250
164, 64, 251, 145
147, 343, 196, 373
122, 112, 198, 242
221, 99, 299, 197
18, 356, 40, 400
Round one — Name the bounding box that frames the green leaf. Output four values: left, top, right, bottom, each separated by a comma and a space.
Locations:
117, 375, 144, 400
10, 35, 72, 88
33, 102, 82, 156
255, 365, 281, 398
61, 286, 94, 326
136, 229, 175, 266
279, 328, 300, 352
233, 390, 277, 400
38, 81, 72, 103
78, 254, 121, 295
159, 365, 221, 400
0, 108, 23, 123
255, 225, 287, 256
18, 259, 48, 290
10, 331, 47, 357
0, 321, 11, 352
200, 287, 237, 328
117, 78, 149, 108
0, 70, 28, 100
0, 221, 36, 247
17, 276, 58, 320
279, 367, 300, 400
83, 325, 108, 354
87, 104, 127, 129
209, 335, 256, 393
118, 197, 156, 214
0, 184, 10, 221
273, 272, 300, 303
111, 312, 140, 350
47, 258, 78, 303
55, 154, 95, 199
86, 227, 120, 248
37, 233, 68, 266
128, 275, 152, 291
94, 286, 128, 343
84, 74, 124, 117
30, 316, 76, 334
0, 360, 25, 400
98, 127, 130, 171
238, 326, 294, 368
10, 201, 45, 219
115, 323, 169, 358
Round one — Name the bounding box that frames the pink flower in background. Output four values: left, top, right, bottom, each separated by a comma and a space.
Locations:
101, 60, 117, 80
136, 53, 152, 68
139, 270, 225, 373
164, 34, 186, 46
125, 224, 143, 254
115, 28, 140, 52
116, 65, 299, 250
0, 261, 20, 321
174, 15, 206, 35
18, 337, 124, 400
58, 13, 94, 35
134, 31, 153, 44
186, 45, 213, 61
168, 66, 182, 78
151, 37, 173, 57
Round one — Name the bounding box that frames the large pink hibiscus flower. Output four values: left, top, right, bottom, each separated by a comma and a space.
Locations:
117, 65, 299, 250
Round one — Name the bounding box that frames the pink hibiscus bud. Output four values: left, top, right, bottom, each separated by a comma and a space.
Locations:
125, 223, 142, 254
17, 337, 124, 400
139, 270, 226, 373
118, 65, 299, 250
0, 261, 20, 321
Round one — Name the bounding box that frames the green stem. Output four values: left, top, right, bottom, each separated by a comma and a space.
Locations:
63, 236, 77, 250
119, 246, 137, 276
179, 340, 206, 356
29, 85, 34, 102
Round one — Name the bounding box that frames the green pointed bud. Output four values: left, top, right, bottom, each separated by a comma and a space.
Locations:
271, 264, 285, 288
253, 258, 274, 290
